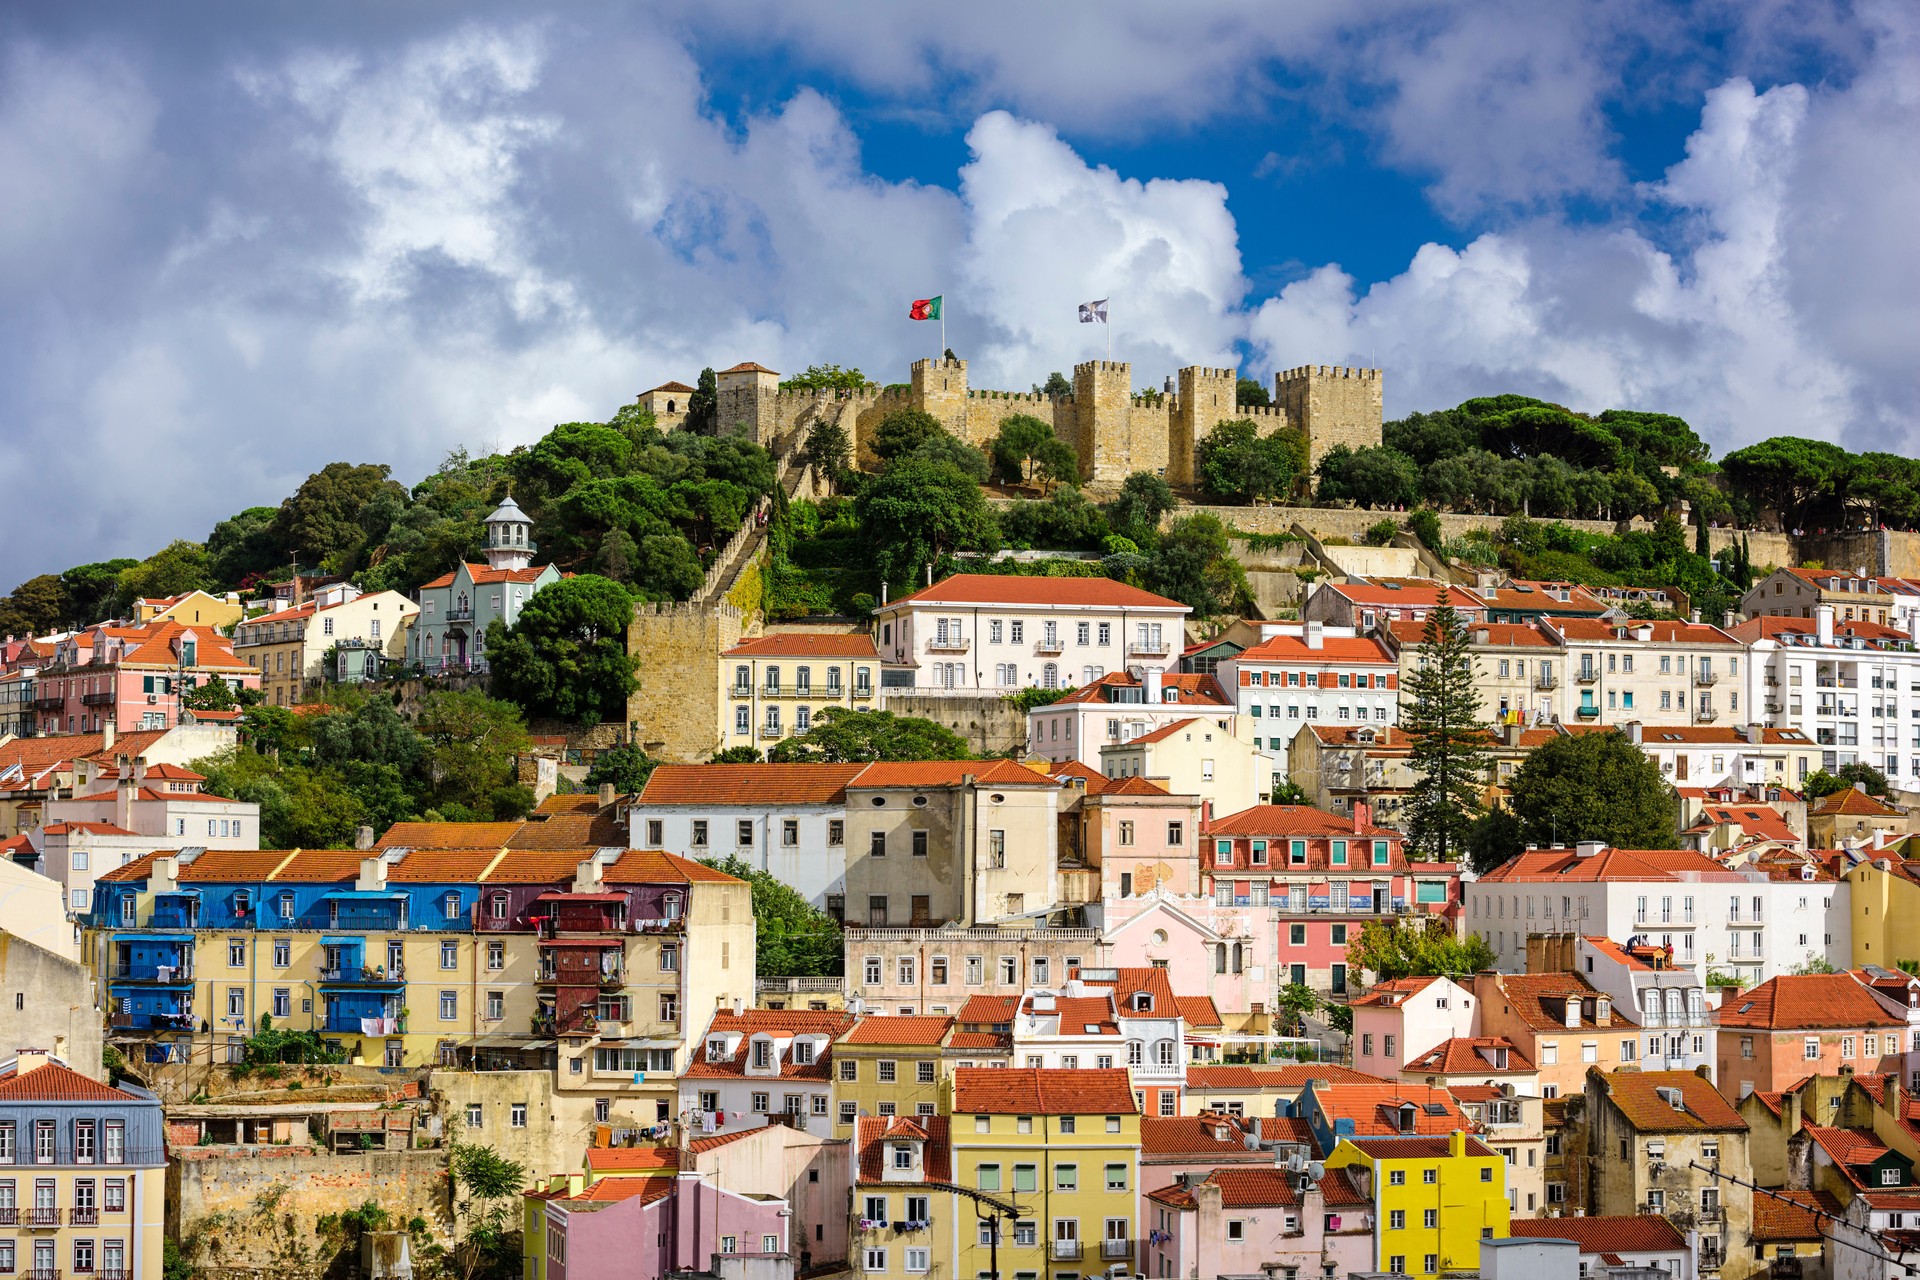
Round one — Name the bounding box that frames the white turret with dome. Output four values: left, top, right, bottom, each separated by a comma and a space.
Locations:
483, 494, 535, 571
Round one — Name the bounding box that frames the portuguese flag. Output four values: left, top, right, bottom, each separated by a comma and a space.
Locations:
909, 295, 942, 321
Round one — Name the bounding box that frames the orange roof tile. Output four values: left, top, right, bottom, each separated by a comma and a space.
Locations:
1206, 803, 1400, 839
95, 851, 168, 883
1175, 995, 1223, 1028
1050, 672, 1232, 709
375, 821, 521, 850
509, 811, 626, 850
1718, 974, 1905, 1030
585, 1146, 679, 1172
386, 849, 502, 882
1348, 976, 1443, 1008
1310, 1083, 1468, 1136
1475, 846, 1739, 883
1402, 1037, 1535, 1075
1141, 1115, 1265, 1157
1812, 788, 1903, 817
1601, 1070, 1747, 1133
1184, 1064, 1376, 1089
1508, 1217, 1687, 1253
270, 850, 368, 882
1353, 1134, 1497, 1159
1752, 1189, 1843, 1241
722, 634, 880, 659
681, 1009, 857, 1082
1236, 633, 1397, 664
953, 1067, 1138, 1115
1322, 583, 1488, 609
839, 1016, 953, 1047
721, 362, 779, 374
0, 1059, 136, 1102
855, 1115, 950, 1183
883, 573, 1187, 611
850, 759, 1055, 789
639, 763, 868, 806
957, 996, 1020, 1024
604, 849, 741, 884
176, 850, 295, 882
483, 849, 592, 884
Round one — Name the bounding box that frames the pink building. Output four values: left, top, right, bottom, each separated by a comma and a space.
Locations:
1144, 1165, 1374, 1280
1202, 803, 1461, 995
1101, 896, 1283, 1033
1058, 770, 1203, 902
31, 620, 257, 736
1716, 971, 1916, 1099
537, 1170, 794, 1280
1139, 1112, 1300, 1199
1348, 976, 1479, 1081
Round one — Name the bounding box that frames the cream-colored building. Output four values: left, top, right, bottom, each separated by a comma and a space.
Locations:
842, 760, 1060, 929
1541, 617, 1746, 727
718, 632, 880, 749
1381, 620, 1565, 730
132, 589, 246, 631
1741, 567, 1914, 629
1097, 715, 1272, 812
231, 583, 417, 707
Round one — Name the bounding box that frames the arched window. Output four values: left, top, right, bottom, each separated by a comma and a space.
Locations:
1127, 1040, 1144, 1066
1042, 663, 1059, 689
1231, 942, 1244, 974
1154, 1040, 1176, 1068
667, 399, 676, 414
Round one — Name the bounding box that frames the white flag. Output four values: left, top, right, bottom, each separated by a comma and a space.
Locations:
1078, 299, 1109, 324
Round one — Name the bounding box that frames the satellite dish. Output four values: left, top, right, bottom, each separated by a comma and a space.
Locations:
1308, 1162, 1325, 1181
1286, 1153, 1305, 1173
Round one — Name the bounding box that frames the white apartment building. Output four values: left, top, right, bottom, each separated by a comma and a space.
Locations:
1468, 842, 1849, 984
1006, 970, 1190, 1114
871, 573, 1186, 696
631, 763, 867, 916
1732, 607, 1920, 783
679, 1006, 853, 1139
1614, 722, 1823, 789
1558, 936, 1714, 1077
1215, 622, 1399, 758
1025, 669, 1236, 767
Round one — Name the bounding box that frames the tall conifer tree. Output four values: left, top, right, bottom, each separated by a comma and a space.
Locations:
1402, 587, 1492, 861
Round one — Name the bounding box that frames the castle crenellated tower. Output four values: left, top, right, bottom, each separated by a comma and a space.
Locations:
911, 357, 970, 441
1172, 366, 1237, 488
1274, 365, 1384, 467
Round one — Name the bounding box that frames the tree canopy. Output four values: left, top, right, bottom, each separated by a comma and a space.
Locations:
1476, 729, 1679, 869
1197, 419, 1298, 503
766, 707, 970, 763
702, 855, 842, 977
1346, 918, 1496, 981
487, 574, 638, 726
1401, 592, 1491, 861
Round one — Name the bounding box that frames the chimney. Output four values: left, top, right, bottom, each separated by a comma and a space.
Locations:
11, 1050, 49, 1075
1691, 609, 1702, 624
1352, 801, 1371, 834
116, 766, 134, 831
354, 825, 375, 851
1145, 669, 1164, 704
1887, 1074, 1905, 1122
101, 720, 115, 752
732, 997, 744, 1017
1624, 721, 1642, 745
1724, 609, 1737, 629
1816, 605, 1835, 647
1201, 799, 1214, 829
1744, 723, 1763, 745
357, 855, 388, 892
1449, 1129, 1466, 1159
1305, 621, 1324, 650
598, 782, 616, 806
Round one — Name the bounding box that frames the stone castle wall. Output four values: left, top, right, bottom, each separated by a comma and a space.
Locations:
1276, 365, 1383, 467
626, 600, 744, 761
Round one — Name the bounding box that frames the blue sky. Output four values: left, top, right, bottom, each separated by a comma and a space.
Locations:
1, 1, 1916, 582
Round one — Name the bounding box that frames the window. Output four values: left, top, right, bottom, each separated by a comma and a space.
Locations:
912, 830, 928, 857
1389, 1210, 1405, 1229
879, 1060, 898, 1083
865, 1250, 888, 1273
1388, 1170, 1405, 1187
907, 1249, 931, 1272
1106, 1163, 1126, 1191
1014, 1164, 1038, 1193
1054, 1164, 1077, 1190
978, 1163, 1002, 1191
228, 938, 246, 967
691, 820, 709, 847
1805, 1037, 1820, 1060
1167, 821, 1183, 846
102, 1122, 122, 1165
439, 991, 457, 1020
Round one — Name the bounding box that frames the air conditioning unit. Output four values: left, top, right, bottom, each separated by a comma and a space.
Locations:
147, 694, 158, 704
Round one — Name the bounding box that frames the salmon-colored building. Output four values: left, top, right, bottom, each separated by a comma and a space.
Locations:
1715, 971, 1914, 1099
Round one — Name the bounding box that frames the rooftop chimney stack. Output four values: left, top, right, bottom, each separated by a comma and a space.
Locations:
1304, 621, 1324, 650
1816, 604, 1836, 647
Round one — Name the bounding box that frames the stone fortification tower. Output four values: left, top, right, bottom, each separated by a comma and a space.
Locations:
1274, 365, 1384, 467
715, 362, 781, 445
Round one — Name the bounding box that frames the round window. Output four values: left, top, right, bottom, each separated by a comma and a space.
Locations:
1151, 929, 1168, 945
913, 795, 928, 807
990, 793, 1005, 803
871, 796, 886, 807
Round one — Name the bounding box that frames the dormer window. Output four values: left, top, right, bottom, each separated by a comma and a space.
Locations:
1134, 993, 1152, 1012
443, 892, 461, 920
893, 1142, 914, 1170
708, 1038, 729, 1062
793, 1039, 816, 1065
490, 892, 509, 921
278, 892, 295, 921
1399, 1104, 1417, 1133
752, 1039, 774, 1069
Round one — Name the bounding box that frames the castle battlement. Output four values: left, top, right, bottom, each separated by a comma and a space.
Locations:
632, 599, 745, 620
967, 389, 1055, 404
1074, 359, 1131, 375
1190, 366, 1237, 380
910, 357, 966, 373
1237, 403, 1289, 419
1277, 365, 1381, 381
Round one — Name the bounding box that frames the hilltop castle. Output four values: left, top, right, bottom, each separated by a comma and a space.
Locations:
638, 357, 1383, 487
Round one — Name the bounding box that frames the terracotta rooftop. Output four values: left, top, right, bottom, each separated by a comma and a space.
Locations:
1350, 1134, 1496, 1159
855, 1115, 950, 1183
1206, 803, 1400, 839
850, 759, 1056, 788
1718, 974, 1905, 1030
585, 1146, 679, 1172
1236, 633, 1397, 663
509, 808, 625, 849
1320, 583, 1487, 609
1184, 1064, 1376, 1089
387, 849, 503, 883
0, 1058, 138, 1103
882, 573, 1188, 611
376, 821, 521, 850
953, 1067, 1137, 1115
604, 849, 741, 884
722, 633, 881, 659
1140, 1114, 1266, 1158
1051, 671, 1232, 709
639, 763, 868, 806
839, 1016, 953, 1047
1481, 973, 1612, 1031
1475, 846, 1740, 883
1600, 1069, 1747, 1133
1402, 1037, 1534, 1075
1812, 788, 1903, 818
1311, 1083, 1469, 1137
481, 849, 591, 884
1508, 1216, 1686, 1253
1348, 976, 1442, 1008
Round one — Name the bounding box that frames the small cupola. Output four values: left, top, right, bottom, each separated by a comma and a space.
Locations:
483, 494, 535, 570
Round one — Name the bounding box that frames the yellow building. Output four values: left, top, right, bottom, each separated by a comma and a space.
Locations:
832, 1016, 956, 1134
0, 1051, 168, 1280
718, 633, 880, 749
134, 589, 245, 631
1322, 1130, 1511, 1280
1844, 855, 1920, 969
945, 1067, 1142, 1279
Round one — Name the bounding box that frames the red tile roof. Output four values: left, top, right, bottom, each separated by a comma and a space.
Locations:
1051, 672, 1232, 709
1206, 803, 1400, 839
1310, 1083, 1469, 1136
509, 808, 626, 850
1811, 788, 1903, 818
1717, 974, 1905, 1030
0, 1058, 136, 1102
1321, 583, 1488, 610
956, 995, 1020, 1024
1483, 973, 1614, 1031
376, 821, 521, 850
387, 849, 503, 882
647, 380, 697, 393
855, 1115, 950, 1183
1236, 633, 1397, 664
1084, 775, 1175, 797
1352, 1134, 1496, 1159
1475, 846, 1739, 883
1600, 1070, 1747, 1133
1508, 1216, 1686, 1253
723, 633, 881, 659
953, 1067, 1138, 1115
586, 1146, 679, 1172
1348, 976, 1442, 1008
1184, 1064, 1376, 1089
639, 763, 868, 806
1752, 1190, 1845, 1241
483, 849, 592, 884
1175, 995, 1223, 1028
604, 849, 741, 884
681, 1010, 857, 1081
1402, 1037, 1535, 1075
882, 573, 1188, 611
839, 1016, 953, 1047
850, 760, 1056, 788
721, 362, 779, 374
1141, 1115, 1265, 1158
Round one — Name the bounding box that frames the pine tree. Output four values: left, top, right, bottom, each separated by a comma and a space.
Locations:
1402, 588, 1492, 861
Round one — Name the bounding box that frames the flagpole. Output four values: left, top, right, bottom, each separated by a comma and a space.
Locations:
1106, 298, 1112, 361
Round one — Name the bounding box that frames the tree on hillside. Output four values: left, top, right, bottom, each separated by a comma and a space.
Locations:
1318, 445, 1420, 509
447, 1141, 528, 1280
1105, 472, 1177, 541
116, 540, 212, 605
767, 707, 970, 764
585, 744, 658, 794
780, 364, 874, 392
1197, 419, 1294, 503
1145, 513, 1250, 618
685, 367, 718, 435
0, 574, 68, 637
272, 462, 409, 572
870, 408, 948, 462
856, 458, 998, 593
1347, 917, 1496, 981
487, 575, 638, 725
990, 414, 1078, 492
309, 697, 425, 775
1485, 730, 1679, 866
904, 431, 992, 483
1033, 371, 1072, 400
1236, 377, 1270, 408
414, 690, 532, 816
711, 746, 763, 763
1401, 590, 1491, 862
1719, 436, 1853, 530
1803, 763, 1890, 798
702, 855, 843, 977
800, 416, 852, 484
